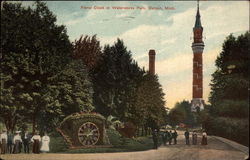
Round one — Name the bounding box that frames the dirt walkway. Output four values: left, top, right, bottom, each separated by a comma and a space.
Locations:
1, 134, 248, 160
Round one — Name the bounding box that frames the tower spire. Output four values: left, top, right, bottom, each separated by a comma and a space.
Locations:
194, 0, 202, 29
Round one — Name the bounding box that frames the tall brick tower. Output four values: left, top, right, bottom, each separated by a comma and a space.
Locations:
148, 49, 156, 75
191, 0, 205, 112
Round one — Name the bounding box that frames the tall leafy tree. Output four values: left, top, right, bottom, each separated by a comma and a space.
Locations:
209, 32, 249, 118
132, 73, 166, 130
93, 39, 144, 121
0, 1, 93, 132
37, 60, 94, 131
72, 35, 103, 71
202, 32, 249, 146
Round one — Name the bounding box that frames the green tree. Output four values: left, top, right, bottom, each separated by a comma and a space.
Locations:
132, 73, 166, 130
203, 32, 249, 146
92, 39, 143, 122
37, 60, 94, 132
0, 1, 93, 132
50, 60, 94, 115
209, 32, 249, 118
168, 100, 196, 127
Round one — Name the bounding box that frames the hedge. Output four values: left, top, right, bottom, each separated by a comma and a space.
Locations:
204, 116, 249, 146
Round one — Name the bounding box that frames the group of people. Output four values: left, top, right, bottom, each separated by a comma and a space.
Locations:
161, 130, 178, 146
0, 129, 50, 154
152, 128, 208, 149
152, 129, 178, 149
184, 129, 208, 145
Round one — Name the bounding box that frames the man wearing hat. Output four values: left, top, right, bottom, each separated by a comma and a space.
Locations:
0, 129, 8, 154
13, 131, 22, 153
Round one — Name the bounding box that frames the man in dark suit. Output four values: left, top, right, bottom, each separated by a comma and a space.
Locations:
22, 130, 31, 153
184, 129, 190, 145
7, 131, 13, 154
168, 130, 173, 145
172, 130, 178, 144
152, 129, 158, 149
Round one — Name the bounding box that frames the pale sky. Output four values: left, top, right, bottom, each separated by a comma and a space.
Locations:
20, 1, 250, 108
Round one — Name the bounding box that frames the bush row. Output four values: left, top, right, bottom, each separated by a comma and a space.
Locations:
205, 117, 249, 146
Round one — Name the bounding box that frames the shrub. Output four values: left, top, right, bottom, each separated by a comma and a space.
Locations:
204, 117, 249, 146
49, 131, 68, 153
216, 100, 249, 118
106, 128, 124, 146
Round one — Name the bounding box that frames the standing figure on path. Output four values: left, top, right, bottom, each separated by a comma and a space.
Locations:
165, 130, 169, 145
0, 129, 8, 154
184, 129, 190, 145
161, 131, 167, 146
13, 131, 22, 153
7, 131, 13, 154
152, 129, 158, 149
172, 130, 178, 145
22, 130, 31, 153
201, 130, 208, 145
40, 133, 50, 153
192, 131, 198, 145
31, 132, 41, 154
168, 130, 173, 145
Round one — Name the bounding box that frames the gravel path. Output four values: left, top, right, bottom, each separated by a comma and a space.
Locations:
1, 133, 248, 160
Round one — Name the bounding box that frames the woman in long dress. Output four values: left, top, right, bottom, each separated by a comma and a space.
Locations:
0, 130, 8, 154
13, 131, 22, 153
40, 133, 50, 153
201, 131, 208, 145
192, 131, 198, 145
31, 132, 41, 154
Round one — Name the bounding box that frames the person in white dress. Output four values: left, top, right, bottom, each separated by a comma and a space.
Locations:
0, 129, 8, 154
40, 133, 50, 153
201, 130, 208, 145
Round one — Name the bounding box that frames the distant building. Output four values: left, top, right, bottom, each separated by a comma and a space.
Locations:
191, 0, 205, 112
148, 49, 156, 75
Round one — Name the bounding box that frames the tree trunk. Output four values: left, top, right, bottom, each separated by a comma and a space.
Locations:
4, 112, 16, 133
140, 127, 143, 136
136, 127, 139, 137
32, 115, 36, 134
145, 126, 148, 136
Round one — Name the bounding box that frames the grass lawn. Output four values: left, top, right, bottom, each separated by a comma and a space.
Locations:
49, 129, 160, 153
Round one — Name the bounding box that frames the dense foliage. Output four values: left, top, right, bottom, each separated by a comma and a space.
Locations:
168, 100, 196, 127
131, 74, 166, 130
204, 117, 249, 146
92, 39, 143, 120
204, 32, 250, 146
72, 35, 167, 135
0, 1, 93, 132
209, 32, 249, 118
72, 35, 103, 71
1, 1, 167, 134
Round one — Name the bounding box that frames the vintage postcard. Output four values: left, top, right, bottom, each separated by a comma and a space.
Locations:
0, 0, 249, 160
